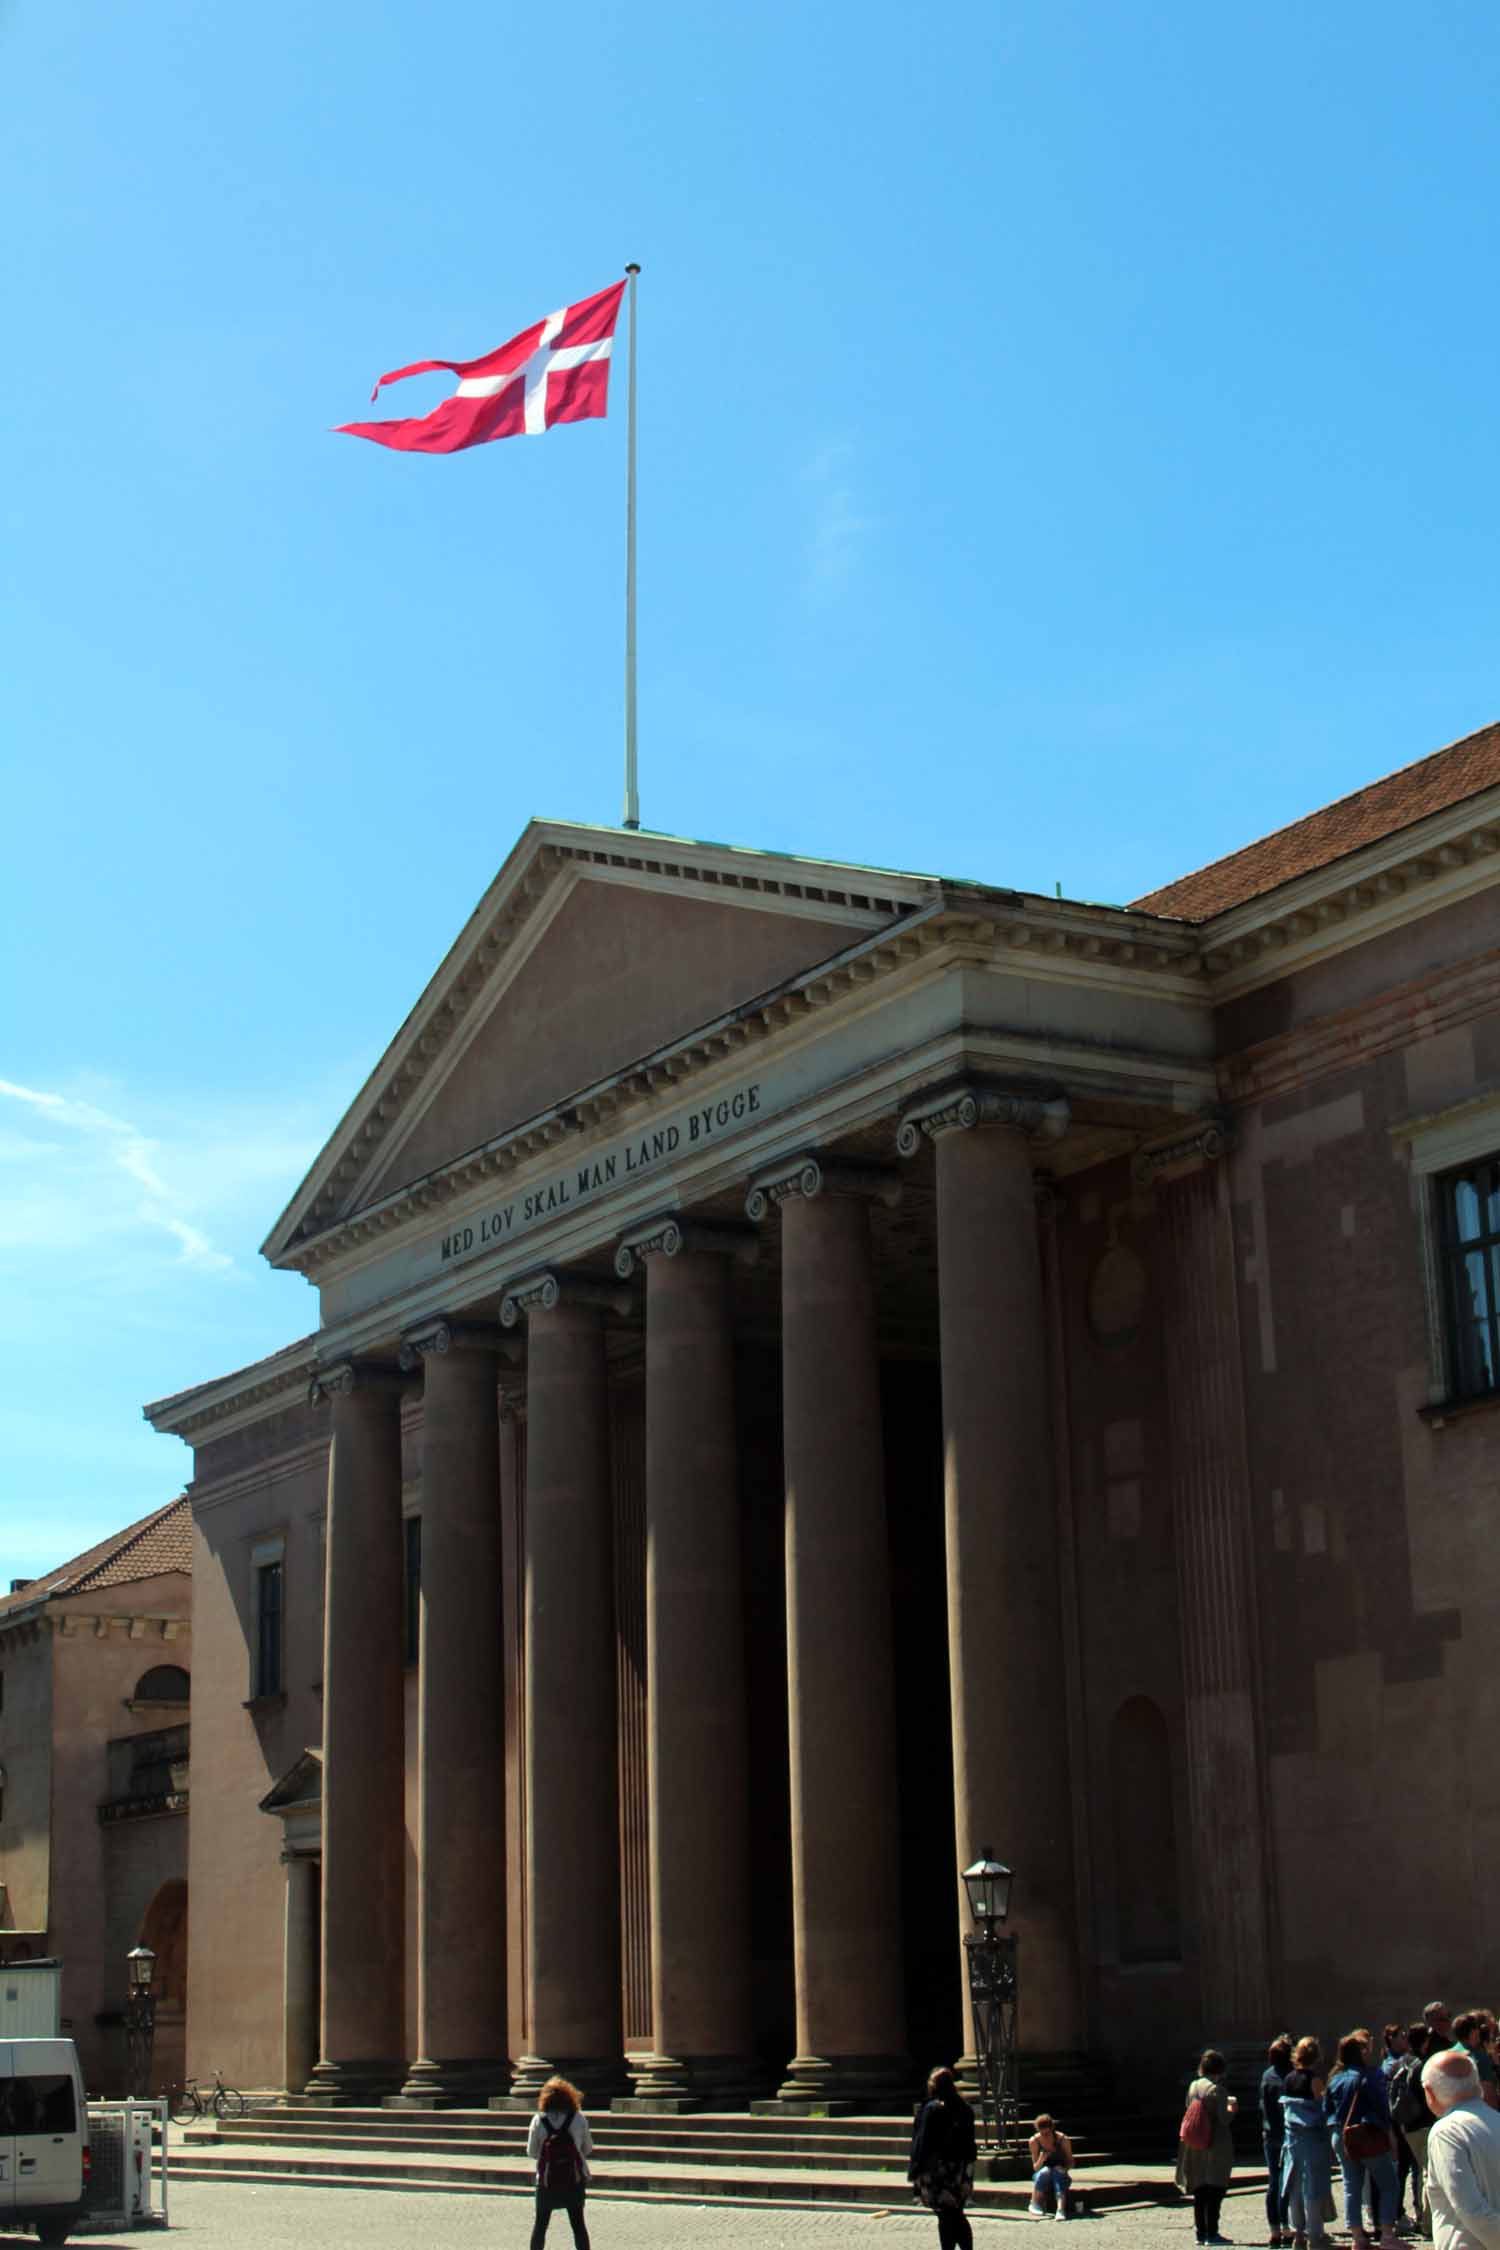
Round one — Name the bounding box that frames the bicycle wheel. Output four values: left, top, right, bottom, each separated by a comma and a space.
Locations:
168, 2090, 200, 2126
213, 2086, 247, 2119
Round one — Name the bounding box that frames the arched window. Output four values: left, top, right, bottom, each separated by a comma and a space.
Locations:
1109, 1695, 1181, 1964
133, 1664, 190, 1704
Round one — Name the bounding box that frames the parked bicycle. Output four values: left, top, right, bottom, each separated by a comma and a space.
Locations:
169, 2070, 246, 2123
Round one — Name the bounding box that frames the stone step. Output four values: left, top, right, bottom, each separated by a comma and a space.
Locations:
192, 2124, 1118, 2171
163, 2138, 1188, 2213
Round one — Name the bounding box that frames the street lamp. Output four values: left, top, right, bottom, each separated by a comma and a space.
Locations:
961, 1850, 1019, 2156
125, 1945, 156, 2098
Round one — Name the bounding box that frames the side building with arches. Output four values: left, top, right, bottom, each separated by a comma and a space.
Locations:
0, 1497, 192, 2095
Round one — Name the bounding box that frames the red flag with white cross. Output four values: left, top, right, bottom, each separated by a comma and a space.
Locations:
336, 279, 626, 454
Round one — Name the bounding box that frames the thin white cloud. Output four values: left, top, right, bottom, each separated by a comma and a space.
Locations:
802, 440, 874, 608
0, 1075, 235, 1272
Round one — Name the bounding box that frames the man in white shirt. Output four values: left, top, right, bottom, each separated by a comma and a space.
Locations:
1423, 2050, 1500, 2250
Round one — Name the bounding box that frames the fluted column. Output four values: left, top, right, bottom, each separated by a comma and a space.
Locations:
1142, 1124, 1274, 2033
306, 1361, 406, 2101
392, 1318, 510, 2105
899, 1081, 1082, 2058
746, 1154, 906, 2110
615, 1217, 755, 2107
500, 1271, 628, 2100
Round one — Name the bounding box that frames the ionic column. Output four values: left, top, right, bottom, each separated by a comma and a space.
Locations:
1139, 1123, 1274, 2033
393, 1318, 511, 2105
898, 1082, 1082, 2056
745, 1154, 906, 2109
281, 1851, 320, 2097
614, 1217, 756, 2106
500, 1271, 629, 2100
306, 1361, 407, 2102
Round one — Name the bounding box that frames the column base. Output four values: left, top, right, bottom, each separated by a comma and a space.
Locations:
302, 2058, 406, 2105
753, 2051, 910, 2113
385, 2056, 509, 2108
614, 2053, 759, 2110
490, 2053, 626, 2111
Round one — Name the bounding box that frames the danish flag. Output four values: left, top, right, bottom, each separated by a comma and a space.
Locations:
336, 279, 626, 454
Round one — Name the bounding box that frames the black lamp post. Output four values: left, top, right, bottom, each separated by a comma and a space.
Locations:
961, 1851, 1019, 2155
125, 1945, 157, 2098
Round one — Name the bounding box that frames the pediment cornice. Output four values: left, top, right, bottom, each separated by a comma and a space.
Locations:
260, 821, 937, 1265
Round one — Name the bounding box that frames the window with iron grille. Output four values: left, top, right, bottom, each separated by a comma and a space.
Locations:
1440, 1155, 1500, 1399
255, 1559, 284, 1697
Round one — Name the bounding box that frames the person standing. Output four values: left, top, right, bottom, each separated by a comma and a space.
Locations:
1176, 2048, 1236, 2247
526, 2076, 594, 2250
1263, 2036, 1296, 2245
1420, 2048, 1500, 2250
1392, 2026, 1436, 2235
1282, 2036, 1337, 2250
1454, 2019, 1499, 2110
1327, 2028, 1400, 2250
908, 2066, 978, 2250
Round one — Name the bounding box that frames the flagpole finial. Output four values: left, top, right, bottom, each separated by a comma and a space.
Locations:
625, 261, 641, 274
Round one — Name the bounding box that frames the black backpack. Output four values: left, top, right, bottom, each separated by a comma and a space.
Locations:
1389, 2056, 1427, 2136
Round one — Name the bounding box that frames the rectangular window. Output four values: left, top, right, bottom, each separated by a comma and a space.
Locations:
1440, 1155, 1500, 1400
404, 1515, 422, 1665
255, 1559, 284, 1697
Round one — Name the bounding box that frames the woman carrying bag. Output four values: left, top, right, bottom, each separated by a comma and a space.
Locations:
1175, 2048, 1236, 2247
1325, 2029, 1399, 2250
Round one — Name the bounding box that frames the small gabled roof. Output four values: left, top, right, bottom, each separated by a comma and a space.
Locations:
0, 1496, 192, 1619
1133, 720, 1500, 921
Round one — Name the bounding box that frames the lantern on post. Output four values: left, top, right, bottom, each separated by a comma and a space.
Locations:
125, 1944, 157, 2097
961, 1850, 1019, 2155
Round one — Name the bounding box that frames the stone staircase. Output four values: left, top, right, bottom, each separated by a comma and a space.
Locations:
170, 2059, 1187, 2214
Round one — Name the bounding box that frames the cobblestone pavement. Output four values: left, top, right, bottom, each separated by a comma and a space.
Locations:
25, 2176, 1274, 2249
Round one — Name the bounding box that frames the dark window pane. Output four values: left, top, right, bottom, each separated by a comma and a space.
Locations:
257, 1560, 284, 1696
14, 2074, 77, 2134
1454, 1176, 1483, 1242
1486, 1166, 1500, 1235
1463, 1250, 1492, 1323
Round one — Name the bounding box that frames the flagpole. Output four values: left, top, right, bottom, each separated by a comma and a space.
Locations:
622, 261, 641, 830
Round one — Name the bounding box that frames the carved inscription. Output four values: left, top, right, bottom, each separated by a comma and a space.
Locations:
437, 1083, 764, 1269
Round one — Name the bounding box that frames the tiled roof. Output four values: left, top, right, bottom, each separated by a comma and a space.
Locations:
1132, 721, 1500, 921
1, 1497, 192, 1617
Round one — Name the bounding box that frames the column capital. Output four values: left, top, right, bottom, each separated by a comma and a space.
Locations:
1131, 1116, 1234, 1188
895, 1078, 1070, 1157
397, 1316, 518, 1372
308, 1358, 408, 1408
744, 1151, 902, 1223
614, 1213, 759, 1278
499, 1268, 633, 1327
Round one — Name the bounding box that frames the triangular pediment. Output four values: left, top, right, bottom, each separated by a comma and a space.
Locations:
263, 821, 933, 1265
259, 1747, 322, 1815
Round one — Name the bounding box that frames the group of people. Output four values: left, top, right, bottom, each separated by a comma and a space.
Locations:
906, 2066, 1078, 2246
1178, 2001, 1500, 2250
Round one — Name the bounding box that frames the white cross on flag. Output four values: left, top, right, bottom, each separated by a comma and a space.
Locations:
336, 279, 626, 454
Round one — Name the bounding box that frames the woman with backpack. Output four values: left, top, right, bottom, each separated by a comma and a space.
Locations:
1325, 2029, 1399, 2250
1281, 2035, 1336, 2250
907, 2065, 978, 2250
525, 2076, 594, 2248
1175, 2048, 1236, 2247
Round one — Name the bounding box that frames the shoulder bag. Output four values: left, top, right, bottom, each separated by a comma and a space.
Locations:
1342, 2069, 1393, 2163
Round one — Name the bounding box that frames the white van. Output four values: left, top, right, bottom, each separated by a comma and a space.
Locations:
0, 2038, 89, 2245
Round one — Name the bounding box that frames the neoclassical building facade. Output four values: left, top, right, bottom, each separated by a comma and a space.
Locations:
147, 721, 1500, 2101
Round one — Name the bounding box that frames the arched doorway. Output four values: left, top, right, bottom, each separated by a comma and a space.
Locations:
138, 1879, 188, 2096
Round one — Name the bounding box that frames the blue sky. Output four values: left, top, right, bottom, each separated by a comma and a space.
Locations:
4, 1, 1498, 1573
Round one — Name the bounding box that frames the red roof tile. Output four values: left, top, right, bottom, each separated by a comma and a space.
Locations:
1, 1497, 192, 1616
1132, 721, 1500, 921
